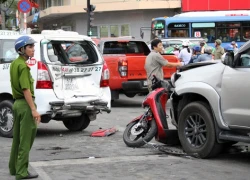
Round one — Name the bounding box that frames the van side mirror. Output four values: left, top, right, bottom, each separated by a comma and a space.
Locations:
223, 51, 234, 67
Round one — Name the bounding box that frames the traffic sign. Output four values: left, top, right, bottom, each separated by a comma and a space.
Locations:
18, 0, 32, 13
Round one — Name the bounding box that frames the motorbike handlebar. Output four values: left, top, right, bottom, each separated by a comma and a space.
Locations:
151, 75, 172, 91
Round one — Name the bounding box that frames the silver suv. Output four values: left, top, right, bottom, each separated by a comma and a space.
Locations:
170, 41, 250, 158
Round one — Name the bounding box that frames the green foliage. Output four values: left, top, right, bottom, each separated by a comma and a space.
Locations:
0, 0, 9, 3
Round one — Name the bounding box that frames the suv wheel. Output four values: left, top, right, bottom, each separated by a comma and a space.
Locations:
63, 114, 90, 131
178, 101, 222, 158
0, 100, 14, 138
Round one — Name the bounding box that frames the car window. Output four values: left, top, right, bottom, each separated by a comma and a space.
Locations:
0, 40, 18, 63
240, 53, 250, 67
103, 41, 144, 54
46, 40, 98, 64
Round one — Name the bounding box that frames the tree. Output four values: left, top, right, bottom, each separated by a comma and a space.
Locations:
0, 0, 9, 3
1, 0, 18, 30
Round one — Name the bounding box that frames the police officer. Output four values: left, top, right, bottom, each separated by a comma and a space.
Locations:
9, 35, 41, 179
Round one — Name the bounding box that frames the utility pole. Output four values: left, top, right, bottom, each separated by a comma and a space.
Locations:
86, 0, 90, 35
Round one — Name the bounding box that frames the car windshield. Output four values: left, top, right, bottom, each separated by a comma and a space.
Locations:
46, 40, 98, 64
103, 41, 145, 54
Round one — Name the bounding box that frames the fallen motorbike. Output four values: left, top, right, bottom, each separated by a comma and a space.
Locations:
123, 75, 179, 147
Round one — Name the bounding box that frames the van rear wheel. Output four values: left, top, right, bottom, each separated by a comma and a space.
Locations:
0, 100, 14, 138
63, 114, 90, 131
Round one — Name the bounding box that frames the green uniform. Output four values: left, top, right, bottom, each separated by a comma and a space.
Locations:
9, 56, 37, 180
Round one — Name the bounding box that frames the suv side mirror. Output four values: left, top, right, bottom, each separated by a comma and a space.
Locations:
223, 51, 234, 67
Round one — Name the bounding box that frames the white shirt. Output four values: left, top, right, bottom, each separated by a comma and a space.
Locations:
178, 48, 192, 65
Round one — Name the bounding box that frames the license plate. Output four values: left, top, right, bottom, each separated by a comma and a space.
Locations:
143, 81, 148, 86
64, 78, 79, 90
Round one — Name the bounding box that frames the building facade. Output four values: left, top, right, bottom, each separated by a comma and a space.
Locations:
27, 0, 181, 42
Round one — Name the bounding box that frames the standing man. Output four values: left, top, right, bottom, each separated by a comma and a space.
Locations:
200, 40, 206, 54
9, 36, 41, 180
212, 39, 224, 60
145, 39, 182, 92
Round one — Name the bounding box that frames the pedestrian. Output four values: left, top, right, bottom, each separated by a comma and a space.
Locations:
178, 41, 192, 65
9, 35, 41, 180
145, 39, 182, 92
212, 39, 224, 60
231, 41, 238, 53
194, 46, 213, 63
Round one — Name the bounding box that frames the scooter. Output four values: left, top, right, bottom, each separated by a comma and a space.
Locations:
123, 75, 179, 147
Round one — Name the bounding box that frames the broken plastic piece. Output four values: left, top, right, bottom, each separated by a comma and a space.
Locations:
91, 127, 117, 137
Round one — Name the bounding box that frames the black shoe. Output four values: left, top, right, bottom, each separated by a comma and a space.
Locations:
20, 171, 39, 179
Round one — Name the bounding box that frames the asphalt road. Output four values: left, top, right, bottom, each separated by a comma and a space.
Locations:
1, 94, 250, 180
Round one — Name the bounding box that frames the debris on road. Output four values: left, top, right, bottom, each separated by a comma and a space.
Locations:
91, 127, 117, 137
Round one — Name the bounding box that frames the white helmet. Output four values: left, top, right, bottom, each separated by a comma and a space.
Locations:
182, 41, 189, 47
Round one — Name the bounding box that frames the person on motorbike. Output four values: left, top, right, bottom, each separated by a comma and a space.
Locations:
145, 39, 182, 92
194, 46, 213, 63
178, 41, 192, 65
173, 45, 180, 56
189, 45, 201, 63
221, 44, 234, 62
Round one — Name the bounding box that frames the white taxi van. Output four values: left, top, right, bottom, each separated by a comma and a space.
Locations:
0, 30, 111, 137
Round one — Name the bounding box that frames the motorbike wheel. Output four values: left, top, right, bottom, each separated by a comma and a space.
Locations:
123, 119, 157, 148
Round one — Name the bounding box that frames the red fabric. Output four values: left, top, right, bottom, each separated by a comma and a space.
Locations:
28, 0, 39, 8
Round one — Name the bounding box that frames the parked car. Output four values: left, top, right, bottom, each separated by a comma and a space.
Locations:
0, 30, 111, 137
93, 37, 179, 100
169, 41, 250, 158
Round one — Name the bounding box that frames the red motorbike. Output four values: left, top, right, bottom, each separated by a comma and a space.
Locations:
123, 76, 179, 147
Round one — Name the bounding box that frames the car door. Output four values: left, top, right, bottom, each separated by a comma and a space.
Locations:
221, 52, 250, 128
43, 38, 103, 103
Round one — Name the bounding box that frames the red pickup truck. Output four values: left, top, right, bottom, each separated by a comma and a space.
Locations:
92, 38, 179, 100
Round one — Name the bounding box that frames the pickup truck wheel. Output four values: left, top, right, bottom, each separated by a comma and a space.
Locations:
0, 100, 14, 138
178, 101, 222, 158
63, 114, 90, 131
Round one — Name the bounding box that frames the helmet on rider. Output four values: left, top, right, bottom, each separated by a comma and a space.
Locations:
15, 36, 37, 55
224, 44, 234, 52
215, 39, 222, 45
204, 46, 213, 54
200, 40, 206, 46
182, 41, 189, 47
193, 45, 201, 52
173, 45, 180, 50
